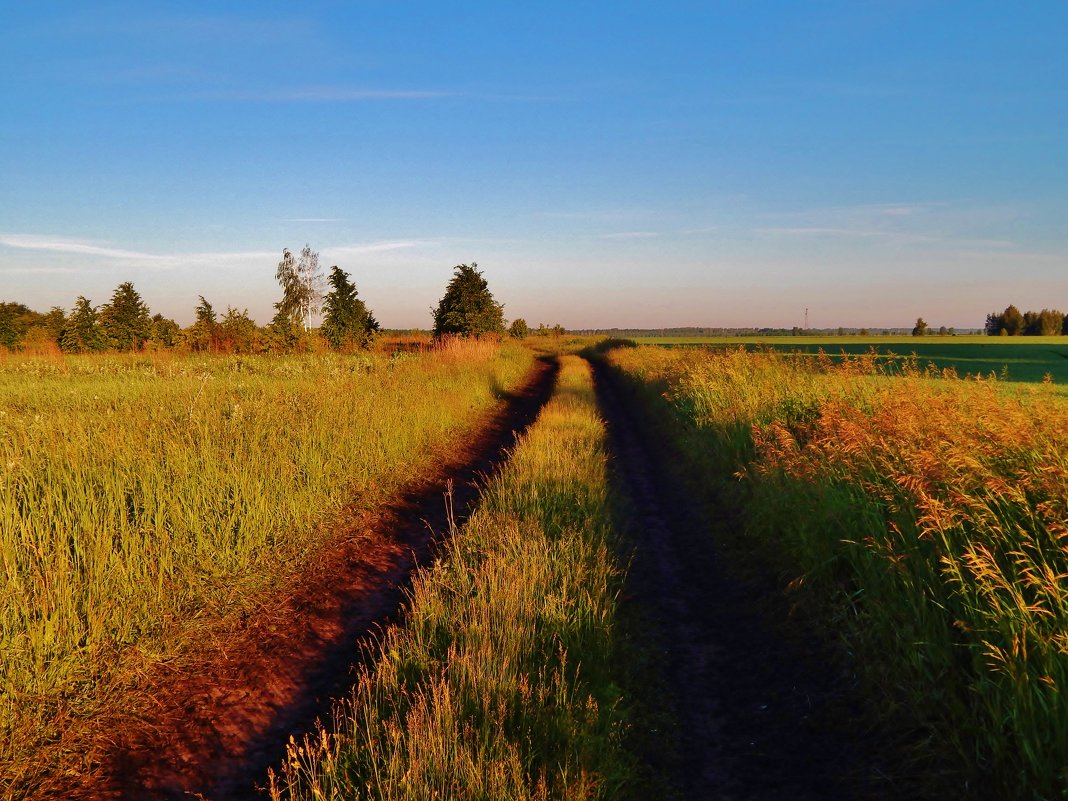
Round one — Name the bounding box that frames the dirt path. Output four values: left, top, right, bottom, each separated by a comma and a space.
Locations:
54, 356, 558, 801
589, 355, 897, 801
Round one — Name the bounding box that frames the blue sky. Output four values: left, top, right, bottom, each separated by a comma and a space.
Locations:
2, 1, 1065, 329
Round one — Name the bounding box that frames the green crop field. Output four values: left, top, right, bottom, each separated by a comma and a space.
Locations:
633, 335, 1068, 386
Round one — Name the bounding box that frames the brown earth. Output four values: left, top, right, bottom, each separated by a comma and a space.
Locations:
41, 356, 558, 801
589, 354, 905, 801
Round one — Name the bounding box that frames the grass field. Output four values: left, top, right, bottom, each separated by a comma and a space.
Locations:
8, 335, 1068, 798
603, 343, 1068, 798
633, 335, 1068, 385
0, 341, 533, 792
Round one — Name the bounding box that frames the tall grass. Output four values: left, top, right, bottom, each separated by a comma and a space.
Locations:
269, 355, 633, 801
0, 342, 531, 789
606, 345, 1068, 798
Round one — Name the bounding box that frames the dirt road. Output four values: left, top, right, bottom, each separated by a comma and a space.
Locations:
589, 354, 895, 801
42, 349, 902, 800
55, 357, 558, 801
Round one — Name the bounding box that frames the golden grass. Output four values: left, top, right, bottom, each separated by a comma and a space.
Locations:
270, 355, 633, 800
0, 343, 533, 791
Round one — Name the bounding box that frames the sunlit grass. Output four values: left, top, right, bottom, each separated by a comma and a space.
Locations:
606, 344, 1068, 798
0, 341, 533, 789
270, 355, 633, 801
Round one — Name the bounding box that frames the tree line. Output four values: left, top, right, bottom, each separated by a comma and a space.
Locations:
984, 305, 1068, 337
0, 250, 523, 353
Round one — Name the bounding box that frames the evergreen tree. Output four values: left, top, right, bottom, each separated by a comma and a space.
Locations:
42, 307, 67, 343
431, 263, 505, 338
60, 297, 105, 353
268, 310, 301, 352
188, 296, 219, 351
320, 266, 379, 350
985, 312, 1003, 336
99, 281, 151, 350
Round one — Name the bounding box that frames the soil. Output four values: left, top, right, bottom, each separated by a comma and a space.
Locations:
50, 356, 559, 801
589, 355, 901, 801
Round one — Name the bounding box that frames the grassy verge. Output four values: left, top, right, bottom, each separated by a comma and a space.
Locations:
269, 355, 634, 801
602, 344, 1068, 799
0, 341, 532, 791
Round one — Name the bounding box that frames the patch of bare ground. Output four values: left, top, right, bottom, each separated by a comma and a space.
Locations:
589, 355, 902, 801
38, 356, 558, 801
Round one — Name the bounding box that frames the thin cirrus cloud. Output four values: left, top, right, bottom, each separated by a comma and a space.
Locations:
0, 233, 165, 262
1, 234, 427, 271
0, 234, 275, 270
324, 241, 425, 258
598, 231, 659, 240
754, 227, 1016, 250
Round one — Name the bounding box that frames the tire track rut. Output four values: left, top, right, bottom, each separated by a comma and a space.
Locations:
55, 356, 559, 801
589, 354, 894, 801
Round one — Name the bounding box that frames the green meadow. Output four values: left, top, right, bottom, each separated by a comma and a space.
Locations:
635, 335, 1068, 386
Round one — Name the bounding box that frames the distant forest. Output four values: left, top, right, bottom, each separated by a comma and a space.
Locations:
5, 294, 1066, 354
985, 305, 1068, 337
572, 326, 983, 337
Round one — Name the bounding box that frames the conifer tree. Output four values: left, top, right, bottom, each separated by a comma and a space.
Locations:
320, 265, 379, 350
60, 297, 105, 353
99, 281, 151, 350
431, 263, 505, 338
188, 296, 219, 351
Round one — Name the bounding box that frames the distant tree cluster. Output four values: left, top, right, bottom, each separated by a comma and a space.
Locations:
985, 305, 1067, 337
1, 249, 520, 354
0, 245, 381, 355
909, 318, 957, 337
504, 318, 566, 340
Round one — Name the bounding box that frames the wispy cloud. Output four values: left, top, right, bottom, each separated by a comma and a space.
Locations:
755, 226, 1017, 250
1, 234, 429, 271
598, 231, 659, 240
0, 265, 85, 275
279, 218, 344, 223
0, 233, 166, 261
757, 226, 904, 238
325, 241, 426, 258
0, 234, 275, 271
751, 200, 1030, 250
